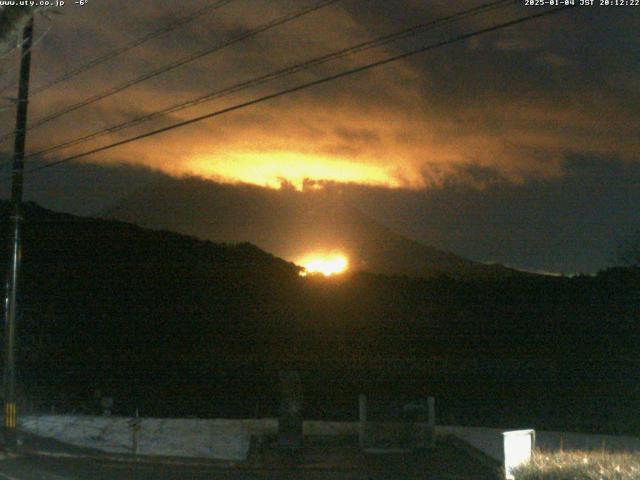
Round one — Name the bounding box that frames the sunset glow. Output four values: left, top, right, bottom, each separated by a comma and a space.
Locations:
189, 151, 400, 190
298, 253, 349, 277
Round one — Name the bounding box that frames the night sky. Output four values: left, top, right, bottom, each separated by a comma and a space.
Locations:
0, 0, 638, 274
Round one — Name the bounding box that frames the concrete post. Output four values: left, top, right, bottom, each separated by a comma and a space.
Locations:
132, 427, 139, 454
277, 371, 303, 450
427, 396, 435, 447
127, 416, 141, 455
358, 394, 367, 448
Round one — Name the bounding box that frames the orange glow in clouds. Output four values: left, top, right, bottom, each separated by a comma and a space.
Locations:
298, 253, 349, 277
189, 151, 400, 190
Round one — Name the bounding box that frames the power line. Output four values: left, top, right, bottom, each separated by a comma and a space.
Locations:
1, 0, 235, 98
1, 5, 574, 183
0, 0, 340, 145
25, 0, 514, 160
9, 5, 574, 179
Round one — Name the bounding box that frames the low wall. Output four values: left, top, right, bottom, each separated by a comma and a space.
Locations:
22, 415, 638, 465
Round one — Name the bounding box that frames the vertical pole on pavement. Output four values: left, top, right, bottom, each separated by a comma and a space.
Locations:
3, 14, 34, 451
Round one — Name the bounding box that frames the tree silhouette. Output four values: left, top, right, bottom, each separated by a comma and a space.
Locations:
614, 230, 640, 267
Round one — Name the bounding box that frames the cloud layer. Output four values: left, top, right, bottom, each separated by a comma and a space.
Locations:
0, 1, 638, 273
0, 0, 636, 189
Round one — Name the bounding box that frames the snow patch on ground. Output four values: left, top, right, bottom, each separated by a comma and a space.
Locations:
19, 415, 251, 461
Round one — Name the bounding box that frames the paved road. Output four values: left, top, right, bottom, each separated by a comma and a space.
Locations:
2, 455, 258, 480
0, 448, 499, 480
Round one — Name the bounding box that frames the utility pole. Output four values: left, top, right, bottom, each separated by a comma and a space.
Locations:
3, 14, 34, 451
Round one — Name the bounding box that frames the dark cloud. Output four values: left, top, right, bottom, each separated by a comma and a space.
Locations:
334, 126, 381, 144
0, 155, 166, 216
343, 155, 640, 274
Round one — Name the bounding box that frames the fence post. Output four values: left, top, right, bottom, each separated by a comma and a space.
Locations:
427, 396, 435, 447
128, 413, 141, 455
277, 371, 303, 450
132, 426, 138, 454
358, 394, 367, 448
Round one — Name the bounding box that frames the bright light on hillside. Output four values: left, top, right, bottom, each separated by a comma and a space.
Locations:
298, 253, 349, 277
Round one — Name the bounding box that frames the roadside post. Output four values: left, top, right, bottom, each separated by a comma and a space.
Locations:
427, 396, 435, 447
128, 415, 142, 454
277, 371, 303, 451
358, 394, 367, 448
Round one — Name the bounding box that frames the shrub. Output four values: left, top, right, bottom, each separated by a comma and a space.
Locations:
513, 449, 640, 479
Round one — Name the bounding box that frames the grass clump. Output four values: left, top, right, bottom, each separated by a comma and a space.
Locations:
512, 450, 640, 479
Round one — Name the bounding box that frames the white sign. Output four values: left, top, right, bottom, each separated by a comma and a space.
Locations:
503, 429, 535, 479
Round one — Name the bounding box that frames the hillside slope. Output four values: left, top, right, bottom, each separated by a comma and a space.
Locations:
105, 177, 526, 279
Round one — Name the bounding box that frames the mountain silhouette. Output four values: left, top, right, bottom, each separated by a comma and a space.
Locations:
105, 177, 527, 279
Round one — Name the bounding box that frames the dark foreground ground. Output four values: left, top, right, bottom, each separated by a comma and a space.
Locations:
0, 435, 500, 480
